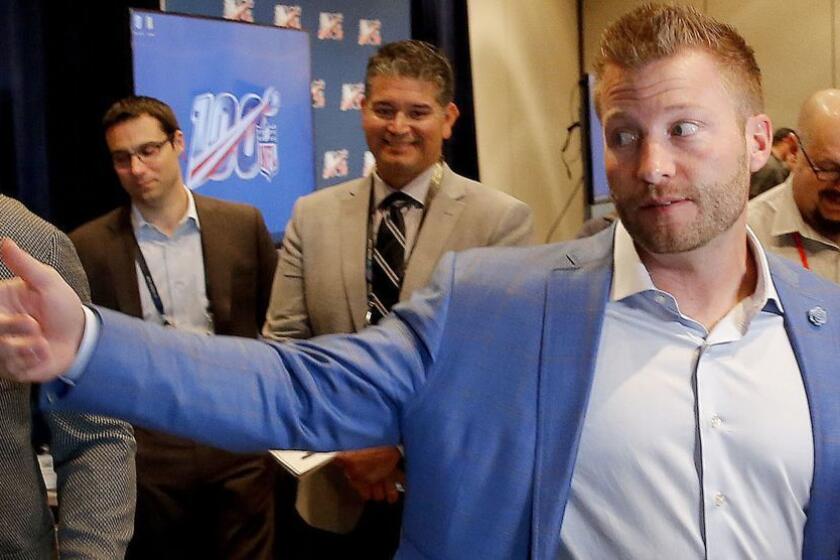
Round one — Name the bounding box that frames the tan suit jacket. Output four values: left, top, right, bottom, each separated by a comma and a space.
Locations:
265, 164, 534, 338
263, 165, 534, 532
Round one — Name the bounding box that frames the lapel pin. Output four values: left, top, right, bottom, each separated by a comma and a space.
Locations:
807, 306, 828, 327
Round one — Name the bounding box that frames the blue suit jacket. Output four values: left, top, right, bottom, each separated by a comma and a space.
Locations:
45, 230, 840, 559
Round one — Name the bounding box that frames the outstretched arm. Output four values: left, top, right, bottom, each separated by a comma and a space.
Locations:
0, 238, 456, 455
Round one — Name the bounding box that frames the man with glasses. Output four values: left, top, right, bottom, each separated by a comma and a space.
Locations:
750, 89, 840, 283
69, 96, 278, 560
749, 127, 796, 198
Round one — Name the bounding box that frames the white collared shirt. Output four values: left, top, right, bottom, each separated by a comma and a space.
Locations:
559, 222, 813, 559
749, 176, 840, 283
131, 187, 213, 335
371, 164, 437, 257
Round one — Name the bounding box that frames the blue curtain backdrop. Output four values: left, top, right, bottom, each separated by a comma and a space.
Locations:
0, 0, 476, 230
1, 2, 50, 216
0, 0, 157, 231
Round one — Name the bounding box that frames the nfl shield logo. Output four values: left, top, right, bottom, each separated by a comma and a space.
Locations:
259, 142, 278, 180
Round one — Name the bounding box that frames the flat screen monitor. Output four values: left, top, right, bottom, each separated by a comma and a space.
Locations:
131, 9, 315, 239
581, 74, 610, 204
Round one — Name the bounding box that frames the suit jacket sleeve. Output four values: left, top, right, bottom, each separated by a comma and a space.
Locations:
47, 252, 462, 455
263, 199, 312, 340
44, 232, 136, 559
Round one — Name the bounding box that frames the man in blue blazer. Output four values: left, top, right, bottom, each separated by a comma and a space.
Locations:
0, 4, 837, 558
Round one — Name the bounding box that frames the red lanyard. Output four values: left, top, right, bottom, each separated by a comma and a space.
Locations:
792, 232, 810, 270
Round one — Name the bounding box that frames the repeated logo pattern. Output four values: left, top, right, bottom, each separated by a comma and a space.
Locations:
164, 0, 410, 189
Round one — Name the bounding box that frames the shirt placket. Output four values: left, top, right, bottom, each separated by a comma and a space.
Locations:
694, 340, 717, 559
695, 324, 748, 560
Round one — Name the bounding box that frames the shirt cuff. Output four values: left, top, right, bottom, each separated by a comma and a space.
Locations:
59, 305, 101, 385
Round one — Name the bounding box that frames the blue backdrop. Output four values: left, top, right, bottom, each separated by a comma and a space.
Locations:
1, 0, 476, 234
132, 10, 315, 238
162, 0, 411, 190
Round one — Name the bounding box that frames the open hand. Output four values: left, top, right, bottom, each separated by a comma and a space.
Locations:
0, 239, 84, 383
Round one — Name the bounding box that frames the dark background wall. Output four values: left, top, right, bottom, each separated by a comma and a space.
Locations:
0, 0, 474, 233
1, 1, 158, 231
412, 0, 478, 183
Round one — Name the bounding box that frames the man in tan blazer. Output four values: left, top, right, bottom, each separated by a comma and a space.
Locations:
263, 40, 534, 558
71, 96, 278, 560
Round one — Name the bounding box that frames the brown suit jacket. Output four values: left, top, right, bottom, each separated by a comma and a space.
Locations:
70, 193, 278, 559
70, 194, 277, 337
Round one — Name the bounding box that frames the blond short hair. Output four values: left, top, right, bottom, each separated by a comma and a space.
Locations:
594, 3, 763, 119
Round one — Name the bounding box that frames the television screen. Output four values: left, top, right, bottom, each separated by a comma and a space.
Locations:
161, 0, 412, 189
582, 74, 610, 204
131, 9, 315, 239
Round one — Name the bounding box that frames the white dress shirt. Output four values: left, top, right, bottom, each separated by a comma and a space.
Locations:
371, 163, 437, 258
749, 177, 840, 284
559, 222, 813, 559
130, 187, 213, 335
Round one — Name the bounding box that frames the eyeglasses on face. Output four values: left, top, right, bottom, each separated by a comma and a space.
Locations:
793, 132, 840, 182
110, 136, 173, 169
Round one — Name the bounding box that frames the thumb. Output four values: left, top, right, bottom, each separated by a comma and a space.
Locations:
0, 238, 56, 290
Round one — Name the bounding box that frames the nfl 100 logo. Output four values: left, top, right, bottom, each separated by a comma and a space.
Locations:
186, 87, 281, 188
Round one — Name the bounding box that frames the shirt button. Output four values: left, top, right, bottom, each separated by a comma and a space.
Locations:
714, 493, 726, 507
654, 294, 667, 304
711, 415, 723, 428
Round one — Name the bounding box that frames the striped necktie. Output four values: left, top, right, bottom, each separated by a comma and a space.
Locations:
368, 192, 413, 325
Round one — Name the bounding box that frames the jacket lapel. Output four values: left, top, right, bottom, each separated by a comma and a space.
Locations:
194, 195, 230, 330
531, 241, 613, 559
770, 256, 840, 559
108, 207, 143, 318
339, 178, 371, 331
402, 168, 466, 297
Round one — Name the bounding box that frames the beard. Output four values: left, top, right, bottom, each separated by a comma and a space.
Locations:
811, 215, 840, 237
612, 158, 749, 254
804, 189, 840, 239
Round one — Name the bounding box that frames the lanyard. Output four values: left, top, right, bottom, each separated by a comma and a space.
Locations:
364, 162, 444, 324
133, 238, 173, 327
792, 232, 811, 270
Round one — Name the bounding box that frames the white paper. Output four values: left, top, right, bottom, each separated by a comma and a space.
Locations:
269, 449, 336, 477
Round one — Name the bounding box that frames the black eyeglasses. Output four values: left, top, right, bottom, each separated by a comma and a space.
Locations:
793, 132, 840, 182
111, 136, 173, 169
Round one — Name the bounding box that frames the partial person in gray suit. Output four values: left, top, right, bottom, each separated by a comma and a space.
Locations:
263, 40, 534, 558
0, 195, 136, 559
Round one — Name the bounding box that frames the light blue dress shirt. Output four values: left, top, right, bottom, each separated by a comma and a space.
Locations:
130, 188, 213, 335
559, 222, 813, 559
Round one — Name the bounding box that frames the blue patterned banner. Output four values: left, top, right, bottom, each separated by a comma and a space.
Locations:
161, 0, 411, 191
132, 9, 315, 238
